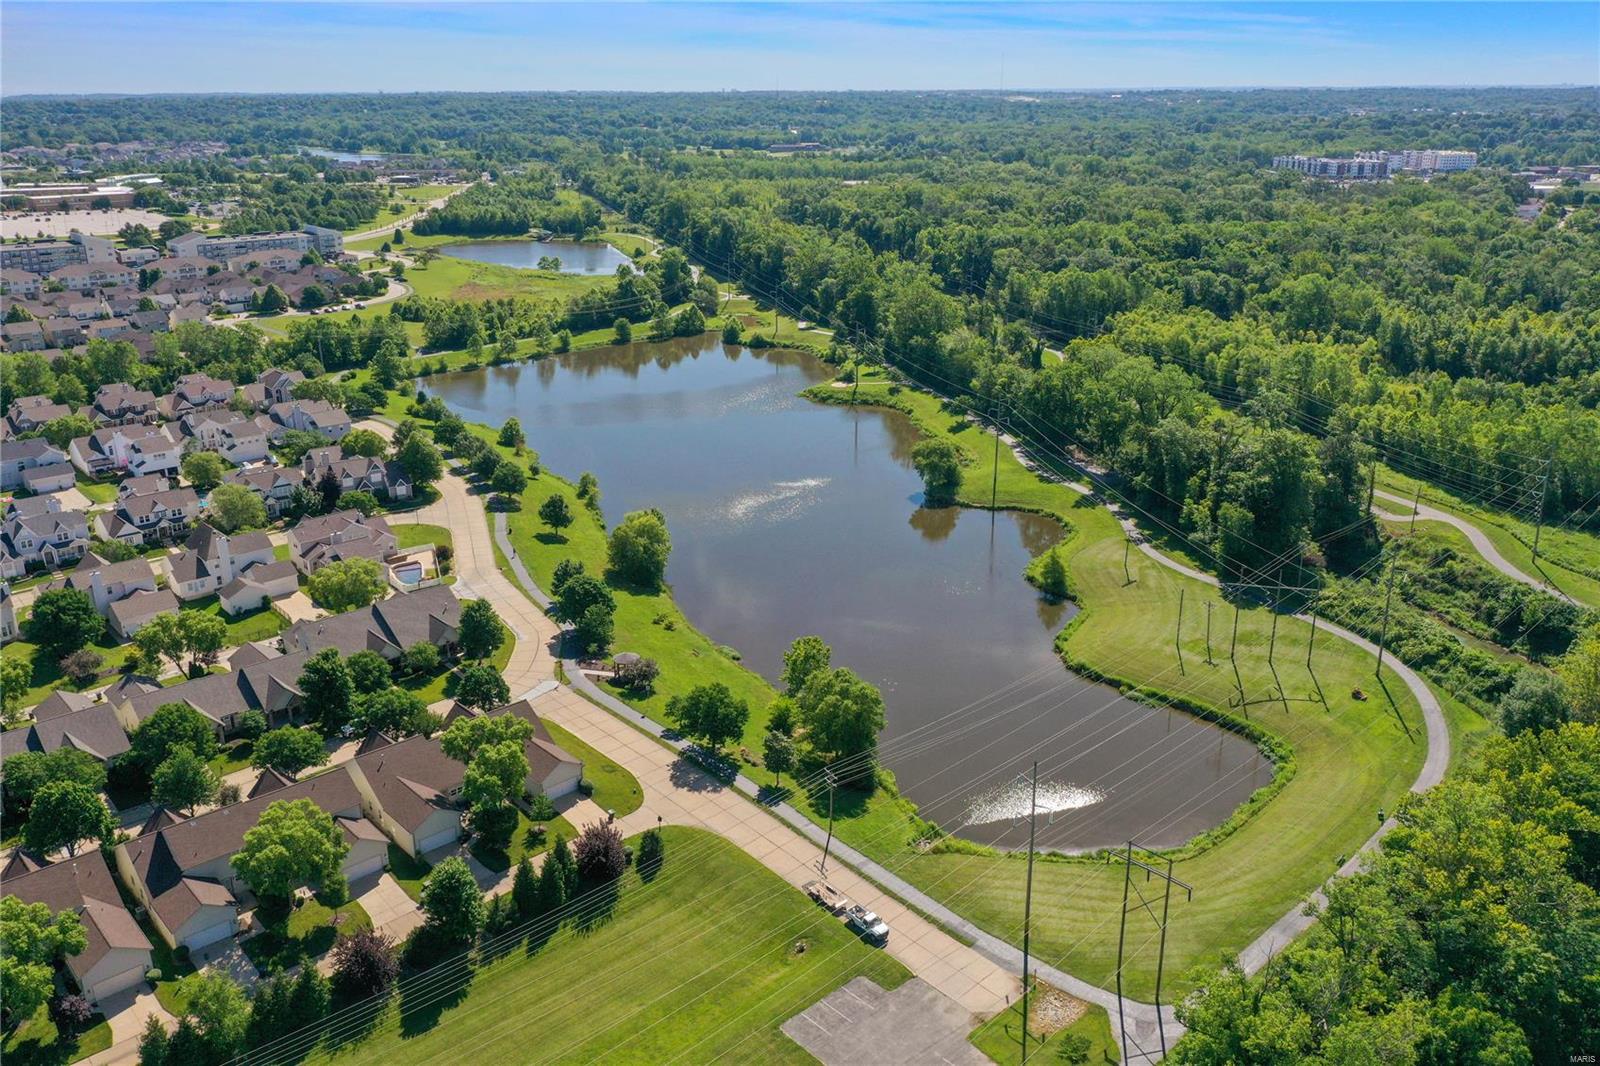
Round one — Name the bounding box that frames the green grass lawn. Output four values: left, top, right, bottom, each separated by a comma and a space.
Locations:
1, 1005, 112, 1066
385, 843, 431, 901
404, 253, 608, 305
74, 479, 119, 504
179, 595, 286, 645
1, 636, 134, 711
140, 914, 197, 1015
467, 810, 576, 873
969, 995, 1119, 1065
1377, 465, 1600, 608
391, 522, 451, 553
544, 720, 644, 818
206, 738, 255, 776
399, 635, 515, 706
243, 896, 373, 975
304, 828, 909, 1065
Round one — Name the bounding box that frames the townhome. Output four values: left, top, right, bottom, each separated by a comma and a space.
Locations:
7, 395, 73, 434
69, 423, 182, 478
92, 382, 159, 426
48, 551, 177, 639
1, 318, 46, 351
301, 446, 413, 501
222, 465, 305, 518
43, 316, 86, 347
50, 261, 140, 293
287, 508, 397, 573
157, 372, 235, 421
20, 462, 76, 495
1, 694, 132, 765
2, 851, 154, 1005
348, 699, 581, 859
167, 522, 277, 601
0, 436, 70, 490
236, 367, 305, 410
281, 584, 461, 661
1, 267, 44, 297
144, 256, 214, 283
268, 398, 351, 441
114, 768, 386, 953
95, 485, 199, 546
181, 409, 272, 465
0, 502, 90, 577
111, 643, 313, 738
0, 584, 16, 643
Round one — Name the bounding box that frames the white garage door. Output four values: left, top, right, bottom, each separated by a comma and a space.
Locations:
417, 826, 458, 854
183, 919, 234, 952
346, 852, 384, 880
89, 965, 147, 1002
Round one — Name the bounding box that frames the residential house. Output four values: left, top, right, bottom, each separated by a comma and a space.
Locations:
181, 410, 272, 465
167, 523, 275, 601
0, 584, 15, 643
92, 382, 158, 426
222, 465, 305, 519
1, 699, 131, 765
111, 643, 312, 737
0, 501, 90, 577
236, 367, 305, 410
69, 423, 182, 478
42, 316, 85, 348
157, 373, 234, 421
50, 551, 176, 639
114, 768, 385, 953
2, 318, 46, 351
7, 395, 72, 435
1, 268, 44, 297
268, 398, 351, 441
301, 446, 413, 501
0, 436, 70, 490
281, 584, 461, 662
2, 851, 154, 1004
348, 699, 582, 859
286, 509, 397, 574
117, 474, 169, 499
50, 261, 139, 293
21, 462, 76, 495
216, 560, 299, 617
95, 486, 199, 546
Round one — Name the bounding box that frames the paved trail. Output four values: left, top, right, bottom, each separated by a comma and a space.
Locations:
1371, 487, 1568, 599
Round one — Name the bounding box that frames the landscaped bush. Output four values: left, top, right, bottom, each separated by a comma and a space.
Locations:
574, 821, 626, 883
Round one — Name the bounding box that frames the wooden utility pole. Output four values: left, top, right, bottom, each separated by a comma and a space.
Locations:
1204, 601, 1215, 665
1375, 552, 1397, 678
990, 405, 1002, 511
819, 768, 837, 877
1306, 596, 1319, 668
1123, 536, 1133, 585
1533, 458, 1551, 560
1408, 483, 1422, 535
1175, 587, 1186, 675
1110, 843, 1193, 1064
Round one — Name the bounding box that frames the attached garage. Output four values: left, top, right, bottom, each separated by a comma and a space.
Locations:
417, 822, 461, 855
83, 957, 149, 1003
338, 817, 391, 880
181, 913, 237, 952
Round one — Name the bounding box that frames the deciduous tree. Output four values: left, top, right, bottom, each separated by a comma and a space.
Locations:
233, 798, 349, 903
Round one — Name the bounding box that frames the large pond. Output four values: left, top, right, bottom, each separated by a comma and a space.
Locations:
427, 339, 1274, 851
440, 239, 632, 276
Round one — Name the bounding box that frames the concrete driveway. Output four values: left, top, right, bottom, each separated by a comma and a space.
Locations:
353, 871, 423, 941
275, 590, 322, 623
191, 936, 260, 988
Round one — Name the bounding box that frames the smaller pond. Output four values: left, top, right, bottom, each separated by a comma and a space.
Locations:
441, 239, 632, 276
299, 146, 387, 164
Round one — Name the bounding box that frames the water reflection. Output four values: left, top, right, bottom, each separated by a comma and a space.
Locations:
440, 239, 636, 276
426, 339, 1273, 850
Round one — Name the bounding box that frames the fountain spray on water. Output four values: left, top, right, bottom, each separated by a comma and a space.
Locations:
961, 775, 1104, 828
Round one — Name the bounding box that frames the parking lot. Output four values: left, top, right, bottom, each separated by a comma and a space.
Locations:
781, 977, 989, 1066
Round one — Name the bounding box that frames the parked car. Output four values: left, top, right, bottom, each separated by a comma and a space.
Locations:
845, 904, 890, 945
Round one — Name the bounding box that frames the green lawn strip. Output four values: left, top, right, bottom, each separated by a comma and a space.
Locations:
1, 1005, 112, 1066
385, 843, 431, 902
1, 637, 134, 710
391, 522, 452, 553
178, 595, 286, 645
305, 827, 910, 1066
243, 896, 372, 975
138, 914, 196, 1014
207, 738, 255, 777
595, 229, 658, 257
467, 811, 576, 873
1376, 465, 1600, 607
403, 254, 606, 305
543, 720, 644, 817
802, 379, 1438, 1001
399, 635, 515, 706
969, 996, 1119, 1065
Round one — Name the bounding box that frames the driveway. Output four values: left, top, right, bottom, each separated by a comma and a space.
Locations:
82, 988, 174, 1066
190, 936, 259, 988
352, 871, 423, 941
275, 590, 322, 623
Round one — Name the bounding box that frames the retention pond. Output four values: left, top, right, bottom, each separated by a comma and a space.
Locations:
427, 338, 1273, 850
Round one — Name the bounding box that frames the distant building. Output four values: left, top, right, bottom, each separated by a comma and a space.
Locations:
1272, 154, 1388, 180
2, 181, 137, 210
0, 231, 117, 274
167, 225, 343, 263
1393, 149, 1478, 173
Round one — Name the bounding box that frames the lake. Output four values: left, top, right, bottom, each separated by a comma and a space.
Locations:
299, 146, 387, 164
426, 339, 1274, 851
440, 239, 633, 276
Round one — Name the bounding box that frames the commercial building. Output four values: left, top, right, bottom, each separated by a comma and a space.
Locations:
2, 181, 137, 210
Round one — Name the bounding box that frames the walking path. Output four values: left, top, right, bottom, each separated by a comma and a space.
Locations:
1371, 487, 1566, 599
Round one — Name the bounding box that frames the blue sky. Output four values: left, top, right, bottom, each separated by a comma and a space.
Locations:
3, 3, 1595, 95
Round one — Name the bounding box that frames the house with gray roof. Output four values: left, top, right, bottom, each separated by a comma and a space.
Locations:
286, 509, 396, 574
111, 645, 315, 738
268, 398, 351, 441
222, 464, 305, 518
3, 850, 154, 1004
95, 485, 198, 546
69, 423, 182, 479
168, 522, 276, 602
92, 382, 158, 426
157, 372, 234, 421
281, 584, 461, 662
6, 395, 72, 434
113, 767, 386, 952
0, 435, 70, 490
1, 501, 89, 578
1, 701, 131, 765
301, 447, 413, 501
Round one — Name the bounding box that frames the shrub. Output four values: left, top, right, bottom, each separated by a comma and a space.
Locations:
329, 929, 399, 1000
636, 827, 665, 880
50, 993, 93, 1034
526, 792, 558, 821
574, 821, 626, 883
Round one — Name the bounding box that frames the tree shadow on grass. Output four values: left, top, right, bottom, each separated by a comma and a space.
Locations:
569, 878, 621, 934
397, 938, 475, 1039
534, 531, 568, 546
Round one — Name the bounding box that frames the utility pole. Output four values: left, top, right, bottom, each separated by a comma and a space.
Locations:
1204, 601, 1215, 665
1366, 461, 1377, 517
990, 404, 1002, 512
1123, 535, 1133, 585
1532, 458, 1551, 561
1267, 599, 1279, 666
1175, 587, 1186, 676
1408, 483, 1422, 535
1306, 595, 1318, 668
1230, 605, 1245, 711
1110, 843, 1193, 1064
819, 768, 837, 877
1375, 551, 1397, 678
1020, 761, 1039, 1064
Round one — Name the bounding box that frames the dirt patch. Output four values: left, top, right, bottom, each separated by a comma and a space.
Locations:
1027, 982, 1088, 1038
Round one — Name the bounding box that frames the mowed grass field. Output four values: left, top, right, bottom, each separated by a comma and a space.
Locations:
404, 253, 607, 304
305, 828, 910, 1066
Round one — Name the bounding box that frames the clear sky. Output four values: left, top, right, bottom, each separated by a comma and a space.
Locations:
3, 2, 1595, 95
